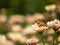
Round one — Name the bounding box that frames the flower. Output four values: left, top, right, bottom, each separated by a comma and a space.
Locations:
47, 36, 53, 42
33, 13, 45, 21
0, 15, 7, 24
26, 15, 35, 24
11, 25, 22, 32
18, 36, 27, 44
32, 22, 49, 33
5, 40, 14, 45
7, 32, 22, 41
47, 19, 60, 29
45, 4, 56, 11
8, 15, 24, 25
26, 37, 39, 45
46, 29, 55, 35
0, 35, 7, 44
22, 25, 37, 35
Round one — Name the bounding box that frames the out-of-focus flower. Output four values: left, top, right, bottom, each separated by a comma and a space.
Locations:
45, 4, 56, 11
7, 32, 22, 41
22, 25, 37, 35
0, 15, 7, 24
11, 25, 22, 32
47, 36, 53, 42
57, 28, 60, 33
58, 36, 60, 42
26, 15, 35, 24
58, 43, 60, 45
26, 37, 39, 45
8, 15, 24, 25
5, 40, 14, 45
18, 36, 27, 44
46, 29, 55, 35
33, 13, 45, 21
0, 35, 7, 44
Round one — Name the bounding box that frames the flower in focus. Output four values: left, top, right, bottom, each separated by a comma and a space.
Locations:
32, 22, 49, 33
26, 37, 39, 45
47, 19, 60, 29
22, 25, 37, 35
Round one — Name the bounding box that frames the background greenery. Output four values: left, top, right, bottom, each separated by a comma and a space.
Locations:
0, 0, 56, 15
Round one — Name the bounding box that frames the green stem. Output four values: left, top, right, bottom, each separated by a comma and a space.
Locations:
40, 34, 45, 45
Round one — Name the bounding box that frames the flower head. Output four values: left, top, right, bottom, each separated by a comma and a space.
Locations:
26, 37, 39, 45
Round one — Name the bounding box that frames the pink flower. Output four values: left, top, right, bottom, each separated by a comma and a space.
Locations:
26, 38, 39, 45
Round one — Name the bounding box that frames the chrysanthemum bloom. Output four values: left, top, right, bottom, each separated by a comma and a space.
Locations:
8, 15, 24, 24
7, 32, 23, 41
5, 40, 14, 45
47, 19, 60, 29
46, 29, 55, 35
33, 13, 45, 21
0, 15, 7, 24
47, 36, 53, 42
0, 35, 7, 44
45, 4, 56, 11
32, 21, 49, 33
22, 25, 37, 35
26, 38, 39, 45
8, 15, 23, 31
18, 36, 27, 44
11, 24, 22, 32
26, 15, 35, 24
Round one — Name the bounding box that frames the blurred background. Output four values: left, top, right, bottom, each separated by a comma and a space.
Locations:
0, 0, 60, 45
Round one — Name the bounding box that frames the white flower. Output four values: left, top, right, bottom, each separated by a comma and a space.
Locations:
7, 32, 22, 41
45, 4, 56, 11
26, 37, 39, 45
22, 25, 37, 35
11, 25, 22, 32
32, 23, 40, 31
0, 35, 6, 44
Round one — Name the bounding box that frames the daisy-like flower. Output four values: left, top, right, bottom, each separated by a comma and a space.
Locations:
47, 19, 60, 29
8, 15, 24, 25
26, 37, 39, 45
0, 35, 7, 44
7, 32, 23, 41
5, 40, 14, 45
0, 15, 7, 24
26, 15, 35, 24
45, 4, 56, 11
32, 21, 49, 33
11, 24, 22, 32
33, 13, 45, 21
22, 25, 37, 35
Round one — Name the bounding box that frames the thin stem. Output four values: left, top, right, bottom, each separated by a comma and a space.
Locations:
40, 34, 45, 45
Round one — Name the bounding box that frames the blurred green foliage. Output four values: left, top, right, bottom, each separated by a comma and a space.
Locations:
0, 0, 56, 14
